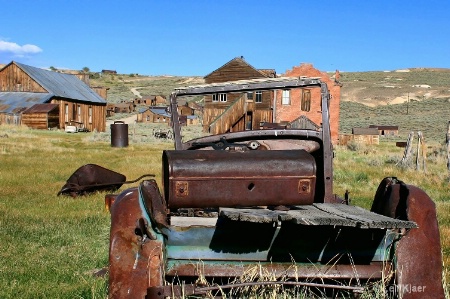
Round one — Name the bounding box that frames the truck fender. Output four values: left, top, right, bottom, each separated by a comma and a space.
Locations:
372, 177, 444, 299
108, 187, 164, 299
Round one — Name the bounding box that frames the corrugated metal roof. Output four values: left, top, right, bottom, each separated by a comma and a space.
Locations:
149, 106, 171, 117
15, 62, 106, 104
0, 92, 52, 113
22, 103, 59, 114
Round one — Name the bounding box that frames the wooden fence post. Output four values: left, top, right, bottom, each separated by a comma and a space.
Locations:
416, 131, 427, 172
399, 131, 414, 166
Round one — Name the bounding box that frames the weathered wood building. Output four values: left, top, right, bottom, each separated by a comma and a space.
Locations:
21, 103, 59, 129
339, 127, 380, 146
369, 125, 399, 136
202, 57, 276, 134
198, 58, 341, 145
137, 107, 171, 124
0, 61, 107, 131
134, 95, 166, 106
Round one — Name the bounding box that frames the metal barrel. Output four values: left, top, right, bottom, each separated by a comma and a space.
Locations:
110, 121, 129, 147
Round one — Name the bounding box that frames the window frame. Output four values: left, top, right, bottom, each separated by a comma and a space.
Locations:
255, 91, 262, 103
282, 90, 290, 105
301, 89, 311, 112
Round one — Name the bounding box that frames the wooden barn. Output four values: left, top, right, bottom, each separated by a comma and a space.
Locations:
21, 103, 59, 129
0, 61, 107, 131
202, 57, 276, 134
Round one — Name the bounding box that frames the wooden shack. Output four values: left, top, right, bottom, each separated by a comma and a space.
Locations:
21, 103, 59, 129
202, 57, 276, 134
137, 107, 171, 124
113, 102, 134, 113
137, 95, 166, 106
339, 127, 380, 146
369, 125, 399, 136
178, 103, 196, 116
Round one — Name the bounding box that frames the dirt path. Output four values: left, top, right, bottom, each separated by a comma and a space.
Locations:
106, 115, 137, 126
130, 87, 143, 98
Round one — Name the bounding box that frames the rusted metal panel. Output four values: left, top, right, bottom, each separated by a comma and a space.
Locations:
109, 187, 164, 299
165, 260, 386, 280
163, 150, 316, 208
371, 178, 445, 298
57, 164, 126, 197
148, 279, 367, 299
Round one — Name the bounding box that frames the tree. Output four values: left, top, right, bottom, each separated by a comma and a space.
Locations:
82, 67, 90, 73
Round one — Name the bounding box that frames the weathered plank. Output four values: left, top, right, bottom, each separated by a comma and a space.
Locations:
219, 204, 416, 229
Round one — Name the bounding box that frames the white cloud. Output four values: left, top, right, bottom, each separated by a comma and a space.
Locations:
0, 40, 43, 56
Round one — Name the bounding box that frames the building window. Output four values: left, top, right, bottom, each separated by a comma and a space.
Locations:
77, 105, 81, 122
247, 92, 253, 100
301, 89, 311, 112
212, 93, 227, 102
64, 104, 69, 122
88, 106, 92, 124
255, 91, 262, 103
282, 90, 290, 105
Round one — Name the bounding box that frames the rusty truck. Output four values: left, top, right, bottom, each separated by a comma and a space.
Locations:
107, 77, 444, 298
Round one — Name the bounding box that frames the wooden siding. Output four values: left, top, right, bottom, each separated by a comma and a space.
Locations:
0, 63, 47, 92
202, 57, 275, 134
178, 105, 195, 116
91, 86, 108, 99
209, 96, 247, 134
51, 98, 106, 132
137, 110, 170, 124
22, 111, 59, 129
0, 114, 21, 125
206, 97, 273, 134
338, 134, 380, 146
204, 58, 267, 84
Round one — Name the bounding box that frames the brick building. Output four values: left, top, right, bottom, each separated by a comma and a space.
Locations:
275, 63, 341, 145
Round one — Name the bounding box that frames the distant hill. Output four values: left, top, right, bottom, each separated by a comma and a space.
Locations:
340, 68, 450, 106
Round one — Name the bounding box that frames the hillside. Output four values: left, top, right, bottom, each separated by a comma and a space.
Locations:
91, 68, 450, 142
340, 68, 450, 106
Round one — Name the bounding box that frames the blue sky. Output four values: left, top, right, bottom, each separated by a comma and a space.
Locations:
1, 0, 449, 76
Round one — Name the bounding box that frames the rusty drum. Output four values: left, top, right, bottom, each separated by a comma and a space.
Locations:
111, 121, 128, 147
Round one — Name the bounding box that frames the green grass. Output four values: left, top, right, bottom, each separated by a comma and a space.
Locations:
1, 123, 449, 298
0, 125, 170, 298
